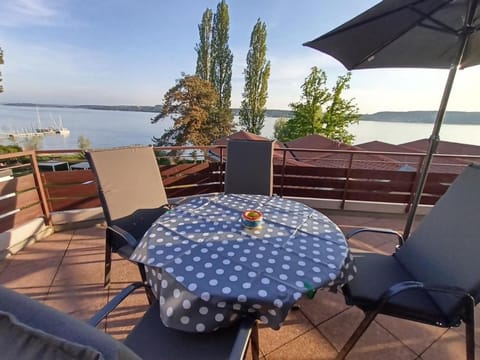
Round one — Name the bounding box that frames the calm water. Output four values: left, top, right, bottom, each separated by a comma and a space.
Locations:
0, 105, 479, 150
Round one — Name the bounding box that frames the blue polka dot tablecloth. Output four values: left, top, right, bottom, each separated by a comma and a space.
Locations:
130, 194, 356, 333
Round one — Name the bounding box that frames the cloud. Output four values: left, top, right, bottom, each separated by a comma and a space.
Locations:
0, 0, 62, 27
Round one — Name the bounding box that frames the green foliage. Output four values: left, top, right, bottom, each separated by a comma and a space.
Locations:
151, 74, 218, 147
77, 135, 92, 151
0, 47, 3, 93
209, 0, 234, 137
0, 144, 21, 154
274, 67, 359, 144
239, 19, 271, 135
21, 136, 43, 151
195, 9, 213, 81
273, 118, 290, 142
321, 73, 359, 145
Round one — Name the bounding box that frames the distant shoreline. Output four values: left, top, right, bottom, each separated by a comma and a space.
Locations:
3, 103, 480, 124
2, 103, 294, 118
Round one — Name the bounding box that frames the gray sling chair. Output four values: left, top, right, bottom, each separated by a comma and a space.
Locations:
336, 164, 480, 360
86, 146, 169, 298
224, 139, 275, 196
0, 283, 259, 360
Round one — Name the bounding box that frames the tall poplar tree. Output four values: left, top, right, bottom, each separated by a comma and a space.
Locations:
209, 0, 234, 138
195, 9, 213, 81
239, 19, 270, 135
0, 47, 4, 93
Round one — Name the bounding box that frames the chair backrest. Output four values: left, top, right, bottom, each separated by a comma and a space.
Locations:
396, 164, 480, 317
86, 147, 168, 225
224, 139, 274, 196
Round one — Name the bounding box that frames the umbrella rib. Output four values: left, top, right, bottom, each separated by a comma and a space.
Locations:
350, 1, 454, 69
410, 6, 461, 35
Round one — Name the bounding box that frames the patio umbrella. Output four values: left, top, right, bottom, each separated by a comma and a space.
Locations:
303, 0, 480, 238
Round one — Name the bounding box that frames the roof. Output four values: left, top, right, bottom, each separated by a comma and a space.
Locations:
286, 135, 401, 170
356, 139, 476, 173
401, 139, 480, 156
209, 131, 307, 166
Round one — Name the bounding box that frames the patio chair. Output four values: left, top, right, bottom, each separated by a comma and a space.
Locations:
86, 147, 170, 292
224, 139, 274, 196
0, 284, 259, 360
336, 164, 480, 360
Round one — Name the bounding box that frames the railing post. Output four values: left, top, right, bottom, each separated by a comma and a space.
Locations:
219, 146, 224, 193
30, 151, 51, 225
341, 153, 354, 210
280, 149, 287, 197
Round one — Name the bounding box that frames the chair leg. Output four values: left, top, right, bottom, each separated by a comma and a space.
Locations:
250, 322, 260, 360
138, 264, 156, 305
336, 311, 378, 360
104, 241, 112, 288
465, 299, 476, 360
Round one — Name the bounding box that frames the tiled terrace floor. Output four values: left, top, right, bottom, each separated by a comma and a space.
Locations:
1, 211, 478, 359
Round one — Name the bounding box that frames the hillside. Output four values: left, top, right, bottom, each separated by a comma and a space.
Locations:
4, 103, 480, 124
360, 111, 480, 124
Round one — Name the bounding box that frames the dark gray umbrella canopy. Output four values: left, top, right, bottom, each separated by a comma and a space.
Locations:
304, 0, 480, 70
304, 0, 480, 238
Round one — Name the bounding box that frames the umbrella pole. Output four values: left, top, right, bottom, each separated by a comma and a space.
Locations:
403, 66, 458, 239
403, 0, 478, 239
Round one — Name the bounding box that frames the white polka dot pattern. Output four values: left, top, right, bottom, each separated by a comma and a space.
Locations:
130, 194, 355, 332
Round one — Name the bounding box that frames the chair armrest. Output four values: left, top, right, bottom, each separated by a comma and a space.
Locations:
88, 282, 146, 327
346, 227, 404, 247
376, 280, 475, 320
109, 225, 138, 248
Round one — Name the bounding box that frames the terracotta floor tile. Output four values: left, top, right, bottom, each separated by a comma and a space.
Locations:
0, 257, 64, 292
265, 328, 337, 360
317, 307, 417, 360
376, 314, 447, 355
259, 306, 314, 355
105, 282, 149, 340
297, 289, 350, 326
0, 257, 12, 274
43, 283, 108, 321
420, 329, 480, 360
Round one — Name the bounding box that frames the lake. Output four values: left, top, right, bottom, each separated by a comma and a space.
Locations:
1, 104, 479, 150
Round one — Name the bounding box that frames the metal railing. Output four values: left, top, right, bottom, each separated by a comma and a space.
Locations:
0, 145, 479, 234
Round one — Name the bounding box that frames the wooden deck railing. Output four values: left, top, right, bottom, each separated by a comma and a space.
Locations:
0, 145, 479, 234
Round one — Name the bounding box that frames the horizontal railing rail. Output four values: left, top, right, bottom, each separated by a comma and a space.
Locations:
0, 145, 478, 234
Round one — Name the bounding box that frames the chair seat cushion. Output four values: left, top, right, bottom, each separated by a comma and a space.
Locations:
0, 311, 103, 360
343, 252, 456, 326
0, 286, 140, 360
124, 302, 248, 360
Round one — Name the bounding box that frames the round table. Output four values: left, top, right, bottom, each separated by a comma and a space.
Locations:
130, 194, 355, 333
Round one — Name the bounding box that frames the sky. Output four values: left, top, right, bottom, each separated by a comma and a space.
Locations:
1, 0, 480, 114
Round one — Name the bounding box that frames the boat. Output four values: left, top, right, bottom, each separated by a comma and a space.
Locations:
53, 115, 70, 136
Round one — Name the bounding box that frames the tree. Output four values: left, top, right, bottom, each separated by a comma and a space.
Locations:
239, 19, 271, 135
151, 74, 218, 147
195, 9, 213, 81
209, 0, 234, 137
274, 67, 359, 144
21, 136, 43, 151
321, 73, 359, 144
77, 135, 91, 151
0, 47, 4, 93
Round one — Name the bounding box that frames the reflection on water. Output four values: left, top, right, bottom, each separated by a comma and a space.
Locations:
1, 105, 479, 150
